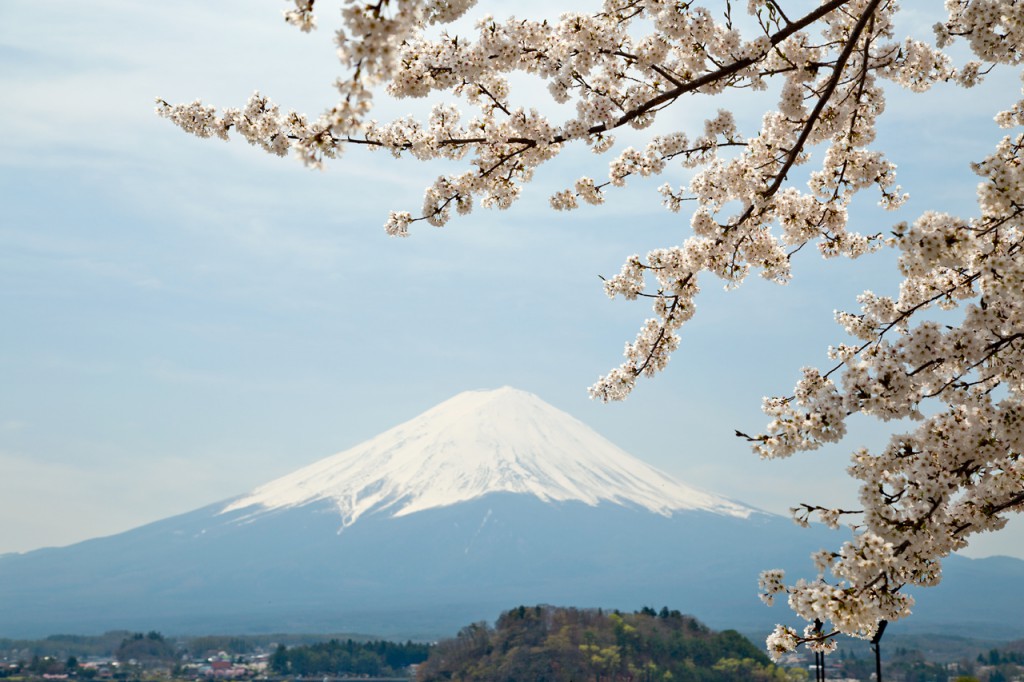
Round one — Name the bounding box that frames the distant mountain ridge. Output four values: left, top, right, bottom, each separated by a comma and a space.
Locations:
1, 388, 1022, 640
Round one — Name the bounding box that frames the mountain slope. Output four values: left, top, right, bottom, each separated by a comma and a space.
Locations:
0, 495, 811, 638
1, 387, 1022, 640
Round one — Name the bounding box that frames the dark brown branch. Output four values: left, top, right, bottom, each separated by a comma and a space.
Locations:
763, 0, 884, 198
586, 0, 856, 136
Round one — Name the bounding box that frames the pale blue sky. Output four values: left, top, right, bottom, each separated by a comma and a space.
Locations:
2, 1, 1021, 560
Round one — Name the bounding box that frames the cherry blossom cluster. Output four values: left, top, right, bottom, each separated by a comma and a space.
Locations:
752, 102, 1024, 659
159, 0, 1024, 658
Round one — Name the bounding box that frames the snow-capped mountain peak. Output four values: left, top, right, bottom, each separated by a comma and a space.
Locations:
222, 387, 753, 524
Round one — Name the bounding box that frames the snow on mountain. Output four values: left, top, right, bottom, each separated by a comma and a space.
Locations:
223, 386, 753, 525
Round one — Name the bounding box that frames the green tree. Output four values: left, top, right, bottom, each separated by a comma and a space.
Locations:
269, 644, 288, 674
115, 632, 175, 664
417, 605, 785, 682
713, 657, 808, 682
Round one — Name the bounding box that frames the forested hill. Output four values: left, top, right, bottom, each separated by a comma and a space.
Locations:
416, 605, 803, 682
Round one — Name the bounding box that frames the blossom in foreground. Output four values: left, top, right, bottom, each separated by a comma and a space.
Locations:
158, 0, 1024, 656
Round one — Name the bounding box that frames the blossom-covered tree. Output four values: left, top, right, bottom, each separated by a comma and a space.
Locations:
158, 0, 1024, 658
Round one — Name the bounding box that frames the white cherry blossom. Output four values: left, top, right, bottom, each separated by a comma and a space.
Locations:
159, 0, 1024, 658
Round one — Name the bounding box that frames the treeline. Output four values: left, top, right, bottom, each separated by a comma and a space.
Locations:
415, 605, 805, 682
1, 633, 180, 678
834, 646, 1024, 682
979, 648, 1024, 665
269, 639, 430, 677
0, 631, 394, 661
1, 655, 85, 679
0, 632, 134, 660
1, 631, 235, 666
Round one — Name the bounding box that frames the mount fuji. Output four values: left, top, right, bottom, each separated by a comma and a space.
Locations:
1, 387, 1022, 639
222, 386, 753, 525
